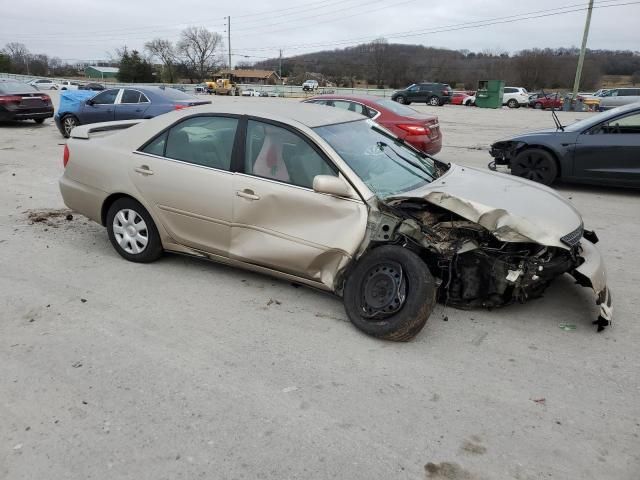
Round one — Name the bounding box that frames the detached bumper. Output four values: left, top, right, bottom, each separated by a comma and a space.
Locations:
572, 239, 613, 331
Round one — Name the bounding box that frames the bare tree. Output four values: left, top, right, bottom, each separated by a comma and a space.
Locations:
177, 27, 223, 82
145, 38, 177, 83
368, 38, 388, 87
3, 42, 30, 74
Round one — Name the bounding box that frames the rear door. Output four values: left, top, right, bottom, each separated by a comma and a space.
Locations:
230, 118, 367, 284
131, 115, 240, 255
82, 88, 119, 123
572, 110, 640, 186
115, 89, 151, 120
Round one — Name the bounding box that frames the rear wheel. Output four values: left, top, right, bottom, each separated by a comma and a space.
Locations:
34, 118, 45, 124
534, 102, 543, 109
507, 99, 519, 108
343, 246, 436, 341
511, 148, 558, 185
395, 96, 407, 104
61, 114, 79, 138
428, 96, 440, 106
106, 198, 163, 263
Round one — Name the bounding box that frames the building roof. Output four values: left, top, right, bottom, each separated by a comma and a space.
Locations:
86, 66, 119, 73
217, 69, 279, 79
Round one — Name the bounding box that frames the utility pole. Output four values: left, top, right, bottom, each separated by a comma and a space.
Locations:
571, 0, 594, 103
226, 16, 232, 71
278, 49, 283, 95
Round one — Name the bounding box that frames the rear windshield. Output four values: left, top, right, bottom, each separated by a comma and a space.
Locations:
155, 87, 197, 101
374, 98, 419, 116
0, 81, 38, 94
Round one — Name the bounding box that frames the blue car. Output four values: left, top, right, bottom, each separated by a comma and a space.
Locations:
55, 86, 211, 137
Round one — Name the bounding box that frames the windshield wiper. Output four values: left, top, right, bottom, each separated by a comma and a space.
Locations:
376, 141, 435, 181
552, 109, 565, 132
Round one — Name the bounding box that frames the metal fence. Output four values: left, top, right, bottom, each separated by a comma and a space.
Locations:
0, 72, 397, 98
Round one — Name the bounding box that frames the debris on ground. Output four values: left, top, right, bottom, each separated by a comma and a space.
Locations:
559, 323, 576, 331
80, 298, 87, 303
25, 208, 74, 227
71, 361, 83, 368
282, 386, 299, 393
532, 398, 546, 405
424, 461, 475, 479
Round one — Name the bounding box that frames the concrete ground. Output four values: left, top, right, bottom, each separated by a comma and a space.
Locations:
1, 92, 639, 480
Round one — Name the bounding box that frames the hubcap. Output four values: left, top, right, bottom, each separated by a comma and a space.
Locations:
112, 209, 148, 254
516, 154, 551, 183
397, 97, 405, 104
430, 97, 439, 106
360, 262, 407, 319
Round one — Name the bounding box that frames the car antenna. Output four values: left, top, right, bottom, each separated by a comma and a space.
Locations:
552, 108, 564, 132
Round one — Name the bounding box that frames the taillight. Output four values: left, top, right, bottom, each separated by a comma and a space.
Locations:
63, 144, 69, 168
397, 124, 430, 136
0, 95, 22, 104
41, 95, 51, 104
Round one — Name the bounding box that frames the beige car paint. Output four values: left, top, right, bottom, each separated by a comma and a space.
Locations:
60, 101, 612, 325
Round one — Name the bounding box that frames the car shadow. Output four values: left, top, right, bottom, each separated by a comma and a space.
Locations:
555, 182, 640, 197
0, 120, 50, 129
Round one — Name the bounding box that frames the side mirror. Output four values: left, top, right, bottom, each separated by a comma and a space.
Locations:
86, 99, 95, 106
313, 175, 354, 199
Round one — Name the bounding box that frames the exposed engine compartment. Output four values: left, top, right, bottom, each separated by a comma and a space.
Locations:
369, 199, 580, 310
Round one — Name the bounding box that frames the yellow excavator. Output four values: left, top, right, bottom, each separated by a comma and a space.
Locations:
206, 78, 238, 96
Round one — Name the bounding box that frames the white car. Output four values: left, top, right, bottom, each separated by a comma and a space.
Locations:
241, 88, 261, 97
302, 80, 319, 92
28, 79, 58, 90
58, 80, 80, 91
502, 87, 529, 108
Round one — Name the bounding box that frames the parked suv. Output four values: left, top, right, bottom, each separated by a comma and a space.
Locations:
391, 83, 452, 106
597, 88, 640, 110
502, 87, 529, 108
302, 80, 319, 92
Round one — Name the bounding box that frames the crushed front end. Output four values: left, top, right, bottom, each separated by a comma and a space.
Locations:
360, 197, 612, 331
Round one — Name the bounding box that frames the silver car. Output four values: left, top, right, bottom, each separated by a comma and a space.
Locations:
59, 101, 612, 340
598, 88, 640, 109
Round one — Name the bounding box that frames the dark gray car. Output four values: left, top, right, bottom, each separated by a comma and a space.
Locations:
489, 103, 640, 188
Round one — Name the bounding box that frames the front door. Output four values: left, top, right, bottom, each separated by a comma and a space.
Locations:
82, 88, 119, 123
230, 119, 368, 285
573, 110, 640, 186
131, 115, 240, 255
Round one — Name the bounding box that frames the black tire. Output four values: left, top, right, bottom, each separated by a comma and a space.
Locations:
428, 96, 440, 106
507, 99, 519, 108
395, 96, 406, 104
106, 197, 163, 263
534, 102, 543, 110
511, 148, 558, 185
343, 245, 436, 341
34, 118, 45, 124
61, 114, 79, 138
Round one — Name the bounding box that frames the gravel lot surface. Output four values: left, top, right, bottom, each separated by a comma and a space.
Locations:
1, 92, 639, 480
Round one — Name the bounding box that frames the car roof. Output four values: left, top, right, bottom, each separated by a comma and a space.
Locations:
306, 93, 391, 105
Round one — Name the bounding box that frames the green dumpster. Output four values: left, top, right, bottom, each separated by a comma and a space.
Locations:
475, 80, 504, 109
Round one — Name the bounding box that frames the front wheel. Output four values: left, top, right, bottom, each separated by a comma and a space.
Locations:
106, 198, 163, 263
395, 96, 406, 104
507, 99, 519, 108
343, 246, 437, 341
511, 148, 558, 185
428, 96, 440, 106
34, 118, 45, 124
534, 102, 543, 109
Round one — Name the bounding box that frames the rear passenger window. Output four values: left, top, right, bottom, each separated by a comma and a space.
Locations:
332, 101, 365, 115
141, 116, 238, 170
121, 89, 141, 103
244, 120, 336, 189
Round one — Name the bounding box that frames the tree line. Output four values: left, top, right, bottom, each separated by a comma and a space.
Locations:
252, 40, 640, 90
2, 34, 640, 89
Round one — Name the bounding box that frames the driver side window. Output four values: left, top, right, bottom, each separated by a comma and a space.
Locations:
92, 89, 119, 105
592, 112, 640, 134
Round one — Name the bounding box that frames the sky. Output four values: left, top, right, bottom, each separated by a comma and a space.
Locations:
2, 0, 639, 64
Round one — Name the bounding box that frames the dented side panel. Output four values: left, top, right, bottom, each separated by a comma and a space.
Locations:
229, 174, 368, 288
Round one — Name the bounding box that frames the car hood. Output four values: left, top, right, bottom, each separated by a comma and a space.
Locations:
390, 164, 582, 249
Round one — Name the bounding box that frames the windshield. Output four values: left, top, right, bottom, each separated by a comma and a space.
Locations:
562, 104, 640, 132
314, 119, 436, 198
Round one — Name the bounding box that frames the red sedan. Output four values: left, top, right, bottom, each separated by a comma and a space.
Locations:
304, 94, 442, 155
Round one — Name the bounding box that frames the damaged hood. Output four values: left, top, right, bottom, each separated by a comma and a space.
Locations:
392, 164, 582, 249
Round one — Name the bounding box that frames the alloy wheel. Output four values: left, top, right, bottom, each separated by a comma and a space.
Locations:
63, 117, 78, 136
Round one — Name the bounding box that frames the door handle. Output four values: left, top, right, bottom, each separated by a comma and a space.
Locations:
236, 189, 260, 200
135, 165, 154, 175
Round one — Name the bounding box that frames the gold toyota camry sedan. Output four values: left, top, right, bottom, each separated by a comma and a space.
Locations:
59, 100, 612, 341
